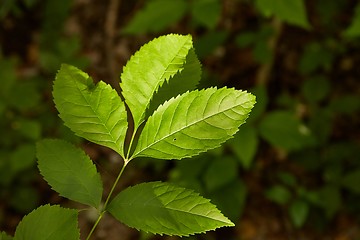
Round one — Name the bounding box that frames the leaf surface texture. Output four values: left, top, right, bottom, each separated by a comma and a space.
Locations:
14, 205, 79, 240
53, 64, 128, 157
107, 182, 233, 236
37, 139, 103, 208
133, 87, 256, 159
120, 34, 193, 128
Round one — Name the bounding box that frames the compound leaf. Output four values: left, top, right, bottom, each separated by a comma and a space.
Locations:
14, 205, 79, 240
107, 182, 233, 236
53, 64, 128, 157
120, 34, 193, 129
132, 87, 256, 160
37, 139, 103, 208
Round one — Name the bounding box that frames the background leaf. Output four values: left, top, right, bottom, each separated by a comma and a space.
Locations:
13, 205, 79, 240
122, 0, 187, 34
53, 64, 128, 157
0, 232, 13, 240
229, 126, 258, 169
259, 111, 314, 151
37, 139, 103, 208
133, 87, 256, 160
107, 182, 233, 236
191, 0, 221, 29
120, 34, 192, 129
289, 199, 309, 228
255, 0, 310, 29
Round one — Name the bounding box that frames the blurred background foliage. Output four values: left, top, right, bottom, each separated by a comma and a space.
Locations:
1, 0, 360, 239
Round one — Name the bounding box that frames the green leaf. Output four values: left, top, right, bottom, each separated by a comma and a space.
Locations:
146, 48, 201, 117
191, 0, 221, 29
229, 126, 258, 169
133, 87, 256, 160
107, 182, 234, 236
289, 199, 309, 228
120, 34, 193, 129
37, 139, 103, 208
203, 157, 238, 192
265, 185, 291, 205
0, 232, 13, 240
10, 143, 36, 173
14, 205, 79, 240
259, 111, 314, 151
207, 179, 247, 222
255, 0, 310, 29
53, 64, 128, 157
194, 31, 228, 58
122, 0, 187, 34
342, 170, 360, 194
343, 4, 360, 37
302, 76, 330, 103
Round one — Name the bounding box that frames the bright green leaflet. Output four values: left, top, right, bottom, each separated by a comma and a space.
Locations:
13, 205, 79, 240
53, 64, 128, 157
146, 48, 201, 118
120, 34, 193, 129
37, 139, 103, 208
133, 87, 256, 160
107, 182, 234, 236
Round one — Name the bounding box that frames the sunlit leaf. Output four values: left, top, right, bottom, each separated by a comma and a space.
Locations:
53, 64, 128, 157
107, 182, 234, 236
133, 87, 256, 160
120, 34, 193, 129
14, 205, 79, 240
146, 48, 201, 117
37, 139, 103, 208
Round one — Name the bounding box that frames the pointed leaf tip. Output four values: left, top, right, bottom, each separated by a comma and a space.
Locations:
108, 182, 234, 236
133, 87, 256, 160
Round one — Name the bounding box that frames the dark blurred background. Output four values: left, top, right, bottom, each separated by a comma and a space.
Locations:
1, 0, 360, 239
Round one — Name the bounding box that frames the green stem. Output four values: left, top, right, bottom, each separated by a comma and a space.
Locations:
85, 160, 128, 240
103, 160, 128, 209
85, 211, 104, 240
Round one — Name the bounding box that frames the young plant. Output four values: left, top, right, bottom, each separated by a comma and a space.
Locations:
1, 34, 255, 239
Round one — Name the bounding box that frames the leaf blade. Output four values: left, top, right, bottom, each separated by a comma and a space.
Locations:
36, 139, 103, 208
53, 64, 128, 157
120, 34, 193, 128
14, 205, 79, 240
133, 87, 256, 160
107, 182, 233, 236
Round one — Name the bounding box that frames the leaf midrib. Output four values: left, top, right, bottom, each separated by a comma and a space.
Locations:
68, 73, 121, 152
134, 93, 251, 157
